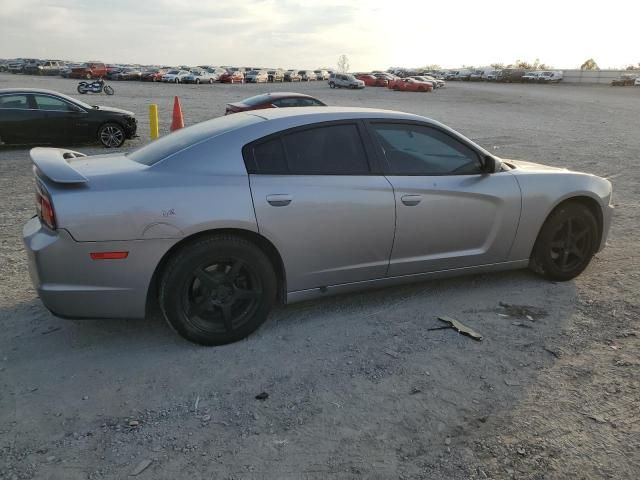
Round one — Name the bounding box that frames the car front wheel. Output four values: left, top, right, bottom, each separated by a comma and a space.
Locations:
98, 122, 126, 148
160, 235, 277, 346
531, 202, 599, 281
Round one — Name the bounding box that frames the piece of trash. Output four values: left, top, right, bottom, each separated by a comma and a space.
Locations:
82, 396, 89, 400
201, 414, 211, 422
498, 302, 547, 320
41, 327, 61, 335
517, 448, 526, 455
128, 420, 139, 427
610, 345, 620, 350
255, 392, 269, 401
29, 387, 39, 393
384, 349, 400, 359
194, 395, 200, 411
129, 459, 152, 476
444, 437, 451, 446
581, 412, 607, 424
410, 387, 422, 395
434, 316, 483, 341
504, 379, 521, 386
511, 322, 532, 329
543, 347, 561, 358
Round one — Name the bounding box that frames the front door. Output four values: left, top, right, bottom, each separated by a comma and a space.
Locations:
32, 94, 87, 144
246, 121, 396, 292
366, 121, 521, 276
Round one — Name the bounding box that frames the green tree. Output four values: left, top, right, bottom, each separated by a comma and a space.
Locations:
580, 58, 599, 70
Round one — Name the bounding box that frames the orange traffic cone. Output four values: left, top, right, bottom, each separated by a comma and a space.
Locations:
170, 96, 184, 131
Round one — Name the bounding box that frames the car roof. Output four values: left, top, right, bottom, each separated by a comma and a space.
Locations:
0, 88, 70, 95
243, 106, 426, 122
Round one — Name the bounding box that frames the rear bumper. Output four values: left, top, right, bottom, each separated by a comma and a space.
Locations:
23, 216, 175, 319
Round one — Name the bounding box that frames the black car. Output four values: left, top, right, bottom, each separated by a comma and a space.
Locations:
0, 89, 137, 148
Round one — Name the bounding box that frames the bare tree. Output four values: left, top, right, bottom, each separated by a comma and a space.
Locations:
490, 63, 505, 69
337, 55, 350, 74
580, 58, 599, 71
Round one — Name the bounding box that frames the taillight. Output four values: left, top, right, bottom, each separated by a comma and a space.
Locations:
35, 183, 56, 229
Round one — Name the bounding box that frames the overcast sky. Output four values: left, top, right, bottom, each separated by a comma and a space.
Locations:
0, 0, 636, 70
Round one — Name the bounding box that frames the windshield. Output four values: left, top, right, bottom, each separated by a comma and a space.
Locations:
167, 70, 179, 74
128, 114, 263, 166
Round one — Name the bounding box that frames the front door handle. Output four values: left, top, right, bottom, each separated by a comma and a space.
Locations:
401, 194, 422, 206
266, 194, 292, 207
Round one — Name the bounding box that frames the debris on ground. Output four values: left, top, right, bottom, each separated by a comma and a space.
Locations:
498, 302, 548, 320
129, 459, 152, 476
384, 349, 400, 359
255, 392, 269, 401
511, 322, 533, 329
432, 316, 483, 341
410, 387, 422, 395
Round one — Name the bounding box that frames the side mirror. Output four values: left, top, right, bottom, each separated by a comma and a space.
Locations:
481, 155, 498, 174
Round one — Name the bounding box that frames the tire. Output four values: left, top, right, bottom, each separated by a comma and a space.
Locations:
530, 202, 599, 281
159, 235, 277, 346
175, 78, 179, 84
77, 84, 87, 94
98, 122, 126, 148
209, 79, 214, 84
329, 81, 335, 88
195, 79, 200, 84
103, 85, 114, 95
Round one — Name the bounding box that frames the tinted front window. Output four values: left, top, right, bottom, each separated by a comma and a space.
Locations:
371, 123, 481, 175
252, 138, 287, 172
34, 95, 72, 111
0, 95, 29, 109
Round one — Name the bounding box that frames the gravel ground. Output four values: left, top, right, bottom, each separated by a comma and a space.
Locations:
0, 74, 638, 480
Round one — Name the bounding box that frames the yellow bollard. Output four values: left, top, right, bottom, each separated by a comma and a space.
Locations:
149, 104, 159, 139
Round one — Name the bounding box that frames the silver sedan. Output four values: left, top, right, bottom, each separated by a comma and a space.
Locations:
23, 107, 613, 345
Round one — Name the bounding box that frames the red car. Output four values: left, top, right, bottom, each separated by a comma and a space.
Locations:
225, 92, 326, 115
141, 68, 168, 82
392, 78, 433, 92
70, 62, 107, 79
355, 74, 388, 87
219, 70, 245, 84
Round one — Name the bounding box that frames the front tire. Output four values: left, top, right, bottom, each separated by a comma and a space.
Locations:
531, 202, 598, 281
329, 81, 335, 88
98, 122, 126, 148
159, 235, 277, 346
103, 85, 114, 95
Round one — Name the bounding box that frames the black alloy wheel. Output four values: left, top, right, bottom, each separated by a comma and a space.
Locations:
160, 235, 276, 345
531, 202, 598, 281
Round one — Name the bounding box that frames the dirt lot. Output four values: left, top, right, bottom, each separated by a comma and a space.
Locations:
0, 74, 638, 480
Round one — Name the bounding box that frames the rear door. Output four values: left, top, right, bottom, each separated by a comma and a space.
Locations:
0, 94, 40, 143
246, 121, 396, 292
366, 121, 521, 276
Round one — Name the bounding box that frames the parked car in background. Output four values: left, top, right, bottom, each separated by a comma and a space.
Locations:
393, 78, 433, 92
355, 74, 388, 87
36, 60, 63, 76
70, 62, 107, 79
485, 70, 500, 81
225, 92, 326, 114
161, 69, 191, 83
245, 70, 269, 83
141, 68, 167, 82
328, 73, 365, 89
410, 76, 444, 89
496, 69, 526, 83
298, 70, 316, 81
113, 67, 143, 81
21, 106, 613, 346
314, 70, 330, 80
635, 77, 640, 86
219, 70, 245, 83
522, 71, 543, 82
611, 74, 637, 86
182, 70, 218, 84
470, 69, 493, 81
283, 70, 300, 82
538, 71, 563, 83
0, 88, 137, 148
8, 59, 28, 74
267, 69, 285, 82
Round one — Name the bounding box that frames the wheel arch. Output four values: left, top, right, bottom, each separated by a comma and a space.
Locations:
145, 228, 287, 316
532, 194, 604, 258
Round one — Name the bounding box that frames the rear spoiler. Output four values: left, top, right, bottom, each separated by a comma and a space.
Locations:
30, 147, 88, 184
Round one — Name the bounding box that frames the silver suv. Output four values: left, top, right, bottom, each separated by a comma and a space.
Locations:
328, 73, 365, 89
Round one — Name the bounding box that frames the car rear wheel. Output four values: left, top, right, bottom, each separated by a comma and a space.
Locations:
195, 79, 200, 84
159, 235, 277, 346
531, 202, 598, 281
175, 78, 179, 84
98, 122, 126, 148
329, 81, 335, 88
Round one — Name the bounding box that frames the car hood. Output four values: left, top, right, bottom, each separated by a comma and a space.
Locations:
92, 105, 135, 116
504, 159, 568, 172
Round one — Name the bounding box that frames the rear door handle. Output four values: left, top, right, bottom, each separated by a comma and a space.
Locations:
401, 194, 422, 206
266, 194, 292, 207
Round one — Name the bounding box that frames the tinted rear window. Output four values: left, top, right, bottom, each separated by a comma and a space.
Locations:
128, 114, 262, 166
242, 94, 272, 106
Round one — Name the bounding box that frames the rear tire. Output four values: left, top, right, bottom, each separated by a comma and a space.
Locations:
329, 81, 335, 88
159, 235, 277, 346
530, 202, 598, 281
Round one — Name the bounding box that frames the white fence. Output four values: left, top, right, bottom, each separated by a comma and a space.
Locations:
561, 69, 639, 84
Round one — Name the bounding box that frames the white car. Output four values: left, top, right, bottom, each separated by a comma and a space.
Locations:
162, 70, 191, 83
635, 77, 640, 86
182, 70, 218, 84
538, 71, 564, 83
245, 70, 269, 83
522, 72, 543, 82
